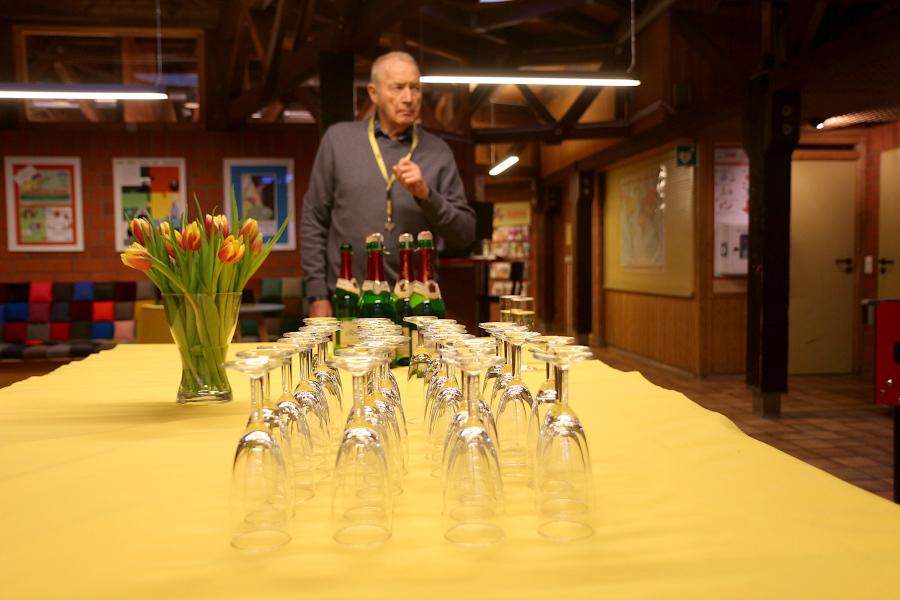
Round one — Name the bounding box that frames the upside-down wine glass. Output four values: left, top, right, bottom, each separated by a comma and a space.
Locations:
526, 335, 575, 484
442, 346, 505, 545
225, 355, 291, 551
531, 345, 595, 542
327, 353, 393, 546
256, 342, 317, 503
494, 328, 539, 482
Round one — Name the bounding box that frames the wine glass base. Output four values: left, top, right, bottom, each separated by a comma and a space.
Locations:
537, 519, 593, 542
176, 390, 232, 405
333, 524, 392, 546
231, 529, 291, 551
444, 522, 504, 546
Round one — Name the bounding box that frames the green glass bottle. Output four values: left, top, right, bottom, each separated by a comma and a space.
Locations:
392, 233, 415, 366
332, 243, 359, 349
410, 230, 446, 318
358, 232, 397, 320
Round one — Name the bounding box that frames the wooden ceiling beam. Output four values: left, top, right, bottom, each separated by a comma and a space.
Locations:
504, 42, 617, 67
473, 0, 592, 32
670, 9, 745, 85
553, 85, 604, 141
52, 60, 101, 122
516, 84, 556, 125
471, 119, 628, 144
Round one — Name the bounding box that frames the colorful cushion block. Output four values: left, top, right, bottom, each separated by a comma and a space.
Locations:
114, 281, 137, 302
73, 281, 95, 301
0, 283, 8, 303
26, 323, 49, 344
8, 283, 29, 302
260, 278, 283, 302
281, 277, 303, 298
49, 322, 71, 342
70, 301, 92, 321
114, 301, 134, 321
94, 282, 115, 301
91, 321, 114, 339
22, 344, 49, 359
114, 320, 135, 341
0, 305, 5, 324
46, 343, 74, 358
7, 302, 28, 322
52, 282, 74, 301
4, 322, 26, 343
28, 303, 50, 323
70, 321, 91, 340
50, 302, 70, 322
29, 282, 52, 303
136, 280, 157, 300
92, 301, 115, 322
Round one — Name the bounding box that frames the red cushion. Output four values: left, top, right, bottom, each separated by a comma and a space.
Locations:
49, 322, 71, 342
4, 322, 27, 343
28, 282, 53, 303
28, 302, 50, 323
92, 301, 114, 321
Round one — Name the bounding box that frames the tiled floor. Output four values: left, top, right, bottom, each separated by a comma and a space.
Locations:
594, 347, 896, 501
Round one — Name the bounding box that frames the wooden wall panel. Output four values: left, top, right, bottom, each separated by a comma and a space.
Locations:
603, 289, 699, 373
710, 294, 747, 374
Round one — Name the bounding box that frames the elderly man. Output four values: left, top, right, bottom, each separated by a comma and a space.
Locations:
301, 51, 476, 317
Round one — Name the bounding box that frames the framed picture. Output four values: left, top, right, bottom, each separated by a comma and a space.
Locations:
223, 158, 295, 251
4, 156, 84, 252
113, 158, 187, 251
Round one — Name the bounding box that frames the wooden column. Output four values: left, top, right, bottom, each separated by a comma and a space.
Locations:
574, 170, 595, 344
743, 75, 799, 416
0, 19, 18, 129
318, 50, 355, 135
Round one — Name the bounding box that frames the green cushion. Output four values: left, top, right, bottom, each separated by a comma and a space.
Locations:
260, 278, 282, 303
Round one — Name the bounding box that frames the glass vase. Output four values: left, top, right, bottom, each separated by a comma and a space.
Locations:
162, 292, 242, 405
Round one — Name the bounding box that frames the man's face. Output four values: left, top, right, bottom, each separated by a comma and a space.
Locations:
368, 58, 422, 133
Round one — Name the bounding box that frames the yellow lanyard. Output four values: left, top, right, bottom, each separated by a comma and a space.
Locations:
367, 115, 419, 232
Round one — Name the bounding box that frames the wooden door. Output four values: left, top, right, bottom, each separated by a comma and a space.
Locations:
879, 148, 900, 298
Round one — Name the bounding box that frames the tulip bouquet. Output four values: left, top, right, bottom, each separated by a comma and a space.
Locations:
121, 197, 288, 403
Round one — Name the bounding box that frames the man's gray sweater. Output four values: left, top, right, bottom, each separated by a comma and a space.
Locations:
300, 120, 476, 299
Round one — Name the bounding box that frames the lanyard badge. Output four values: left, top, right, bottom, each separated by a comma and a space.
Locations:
367, 116, 419, 233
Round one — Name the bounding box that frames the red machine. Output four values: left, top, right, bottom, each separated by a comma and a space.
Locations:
875, 300, 900, 407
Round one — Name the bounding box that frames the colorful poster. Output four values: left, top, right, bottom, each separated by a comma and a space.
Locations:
714, 147, 750, 276
620, 166, 666, 270
223, 159, 295, 251
113, 158, 186, 251
4, 156, 84, 252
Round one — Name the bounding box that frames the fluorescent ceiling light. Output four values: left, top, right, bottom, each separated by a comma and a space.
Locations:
0, 83, 168, 100
489, 155, 519, 176
421, 73, 640, 87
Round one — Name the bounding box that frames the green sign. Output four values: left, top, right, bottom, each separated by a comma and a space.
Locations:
676, 144, 698, 167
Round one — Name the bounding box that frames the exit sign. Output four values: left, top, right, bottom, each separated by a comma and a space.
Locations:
676, 144, 698, 167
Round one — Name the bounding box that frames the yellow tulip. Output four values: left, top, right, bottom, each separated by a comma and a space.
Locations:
179, 222, 202, 252
120, 243, 152, 271
217, 235, 245, 264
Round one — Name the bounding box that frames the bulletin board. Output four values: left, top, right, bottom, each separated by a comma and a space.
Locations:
603, 149, 695, 297
113, 157, 186, 251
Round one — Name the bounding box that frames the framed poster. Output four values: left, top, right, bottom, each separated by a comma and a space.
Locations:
113, 158, 187, 251
4, 156, 84, 252
223, 158, 295, 251
713, 147, 750, 276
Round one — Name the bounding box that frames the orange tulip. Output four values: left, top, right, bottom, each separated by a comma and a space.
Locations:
179, 222, 202, 251
158, 221, 171, 237
250, 232, 263, 255
218, 235, 245, 264
120, 243, 152, 271
240, 218, 259, 239
131, 218, 151, 245
214, 214, 229, 236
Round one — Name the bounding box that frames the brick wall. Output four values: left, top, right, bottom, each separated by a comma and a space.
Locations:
0, 124, 319, 282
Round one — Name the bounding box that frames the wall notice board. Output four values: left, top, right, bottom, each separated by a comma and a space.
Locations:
603, 148, 695, 297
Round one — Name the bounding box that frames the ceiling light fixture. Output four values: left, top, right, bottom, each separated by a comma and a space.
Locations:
0, 0, 168, 102
0, 83, 168, 100
489, 154, 520, 176
422, 0, 640, 87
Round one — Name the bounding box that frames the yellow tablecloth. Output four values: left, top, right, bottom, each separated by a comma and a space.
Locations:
2, 345, 900, 599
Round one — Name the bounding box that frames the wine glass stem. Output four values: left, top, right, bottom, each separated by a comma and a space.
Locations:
510, 344, 522, 379
352, 374, 366, 411
249, 374, 264, 423
545, 362, 551, 381
281, 361, 293, 396
263, 372, 271, 405
554, 365, 569, 405
465, 372, 480, 417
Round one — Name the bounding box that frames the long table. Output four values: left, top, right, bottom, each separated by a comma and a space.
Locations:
2, 344, 900, 599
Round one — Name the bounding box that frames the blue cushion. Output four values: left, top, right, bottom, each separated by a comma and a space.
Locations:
0, 304, 5, 324
73, 281, 95, 301
6, 302, 28, 322
91, 321, 114, 339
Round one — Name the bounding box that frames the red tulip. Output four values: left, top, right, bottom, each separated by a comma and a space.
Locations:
214, 214, 229, 236
131, 218, 151, 245
120, 243, 152, 271
179, 222, 202, 252
218, 235, 245, 264
250, 232, 263, 255
240, 218, 259, 239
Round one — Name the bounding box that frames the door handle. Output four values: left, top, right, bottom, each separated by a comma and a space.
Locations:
879, 258, 895, 274
835, 257, 853, 273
